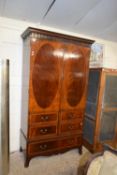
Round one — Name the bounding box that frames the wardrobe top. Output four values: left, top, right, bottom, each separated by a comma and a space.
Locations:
21, 27, 94, 45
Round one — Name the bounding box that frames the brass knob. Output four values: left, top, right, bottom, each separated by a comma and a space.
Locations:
68, 114, 73, 119
67, 139, 75, 144
40, 128, 48, 134
70, 139, 75, 143
39, 144, 47, 150
68, 125, 73, 130
80, 122, 83, 126
41, 116, 49, 121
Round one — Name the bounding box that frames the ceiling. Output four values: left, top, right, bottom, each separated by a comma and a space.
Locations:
0, 0, 117, 42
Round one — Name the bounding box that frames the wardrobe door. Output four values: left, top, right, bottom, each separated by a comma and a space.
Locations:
29, 40, 63, 113
61, 43, 90, 111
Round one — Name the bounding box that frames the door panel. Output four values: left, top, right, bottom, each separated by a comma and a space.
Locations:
29, 39, 63, 113
61, 43, 90, 110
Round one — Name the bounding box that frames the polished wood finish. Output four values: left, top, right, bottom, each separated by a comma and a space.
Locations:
22, 27, 94, 45
32, 44, 59, 108
60, 121, 83, 133
28, 136, 82, 156
83, 68, 117, 153
29, 113, 58, 124
29, 125, 57, 140
61, 44, 90, 111
20, 27, 94, 167
61, 111, 83, 121
29, 40, 62, 113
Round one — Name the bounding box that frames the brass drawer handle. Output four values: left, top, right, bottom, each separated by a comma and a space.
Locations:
68, 125, 73, 130
71, 139, 75, 143
67, 139, 75, 144
41, 116, 49, 121
39, 144, 47, 150
40, 128, 48, 134
68, 114, 73, 119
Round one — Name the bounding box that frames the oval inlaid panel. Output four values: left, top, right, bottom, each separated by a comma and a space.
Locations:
32, 43, 59, 108
66, 48, 86, 107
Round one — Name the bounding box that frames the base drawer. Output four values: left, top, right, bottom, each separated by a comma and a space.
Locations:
28, 140, 58, 154
28, 136, 82, 155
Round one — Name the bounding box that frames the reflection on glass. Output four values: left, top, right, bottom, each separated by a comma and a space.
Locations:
103, 75, 117, 108
100, 111, 117, 141
85, 70, 100, 118
83, 117, 95, 144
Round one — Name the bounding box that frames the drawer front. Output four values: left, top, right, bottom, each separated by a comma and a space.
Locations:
60, 120, 83, 134
29, 126, 57, 139
60, 137, 82, 147
28, 140, 58, 154
61, 111, 83, 121
30, 113, 58, 124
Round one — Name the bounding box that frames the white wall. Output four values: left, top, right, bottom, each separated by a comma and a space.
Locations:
40, 25, 117, 68
0, 17, 37, 152
0, 17, 117, 152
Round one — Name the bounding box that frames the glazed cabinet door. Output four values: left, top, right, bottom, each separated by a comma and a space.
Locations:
83, 69, 101, 145
29, 39, 63, 113
99, 74, 117, 143
61, 43, 90, 111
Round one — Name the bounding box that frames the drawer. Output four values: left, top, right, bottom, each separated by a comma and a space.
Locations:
28, 140, 58, 154
29, 113, 58, 124
60, 137, 82, 147
60, 120, 83, 134
61, 111, 83, 121
29, 126, 57, 139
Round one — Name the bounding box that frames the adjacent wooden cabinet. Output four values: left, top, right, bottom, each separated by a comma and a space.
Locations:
83, 68, 117, 152
20, 27, 94, 167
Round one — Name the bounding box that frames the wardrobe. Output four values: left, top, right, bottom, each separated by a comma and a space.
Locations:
83, 68, 117, 152
20, 27, 94, 167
